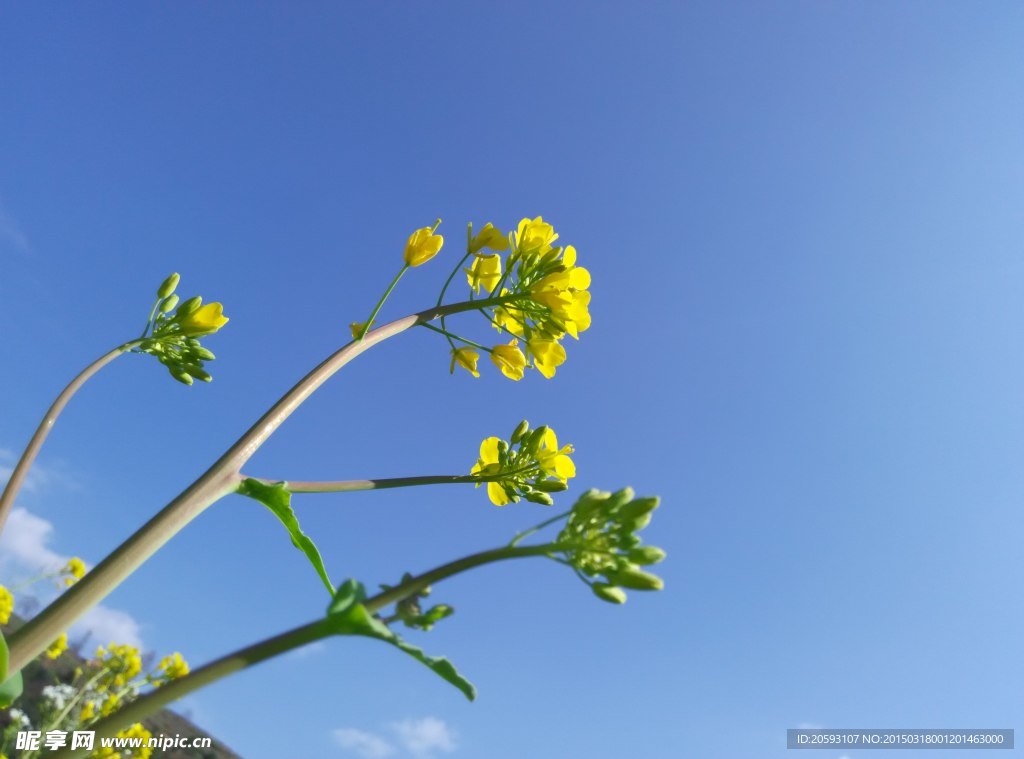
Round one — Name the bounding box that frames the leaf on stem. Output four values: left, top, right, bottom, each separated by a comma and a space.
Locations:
325, 579, 476, 701
0, 631, 23, 707
237, 478, 335, 596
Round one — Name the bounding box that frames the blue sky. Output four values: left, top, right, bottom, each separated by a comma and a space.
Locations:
2, 3, 1023, 758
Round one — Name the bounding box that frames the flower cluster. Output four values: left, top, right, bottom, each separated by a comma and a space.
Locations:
444, 217, 591, 381
0, 635, 184, 759
0, 585, 12, 625
92, 723, 153, 759
470, 421, 576, 506
555, 488, 666, 604
63, 557, 86, 587
135, 273, 228, 386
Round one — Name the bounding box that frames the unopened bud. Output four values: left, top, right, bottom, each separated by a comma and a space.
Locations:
619, 513, 652, 533
604, 488, 636, 514
169, 368, 194, 386
534, 479, 568, 493
157, 273, 180, 298
524, 491, 554, 506
591, 583, 627, 604
511, 420, 530, 444
159, 294, 180, 313
176, 296, 202, 317
191, 346, 216, 361
524, 426, 549, 455
618, 496, 660, 521
627, 546, 667, 565
606, 565, 663, 591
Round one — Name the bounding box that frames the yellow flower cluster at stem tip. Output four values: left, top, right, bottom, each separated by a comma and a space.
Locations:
0, 585, 13, 624
450, 347, 480, 378
95, 642, 143, 687
157, 651, 190, 682
64, 556, 87, 586
45, 632, 68, 660
470, 422, 576, 506
403, 225, 444, 267
92, 722, 153, 759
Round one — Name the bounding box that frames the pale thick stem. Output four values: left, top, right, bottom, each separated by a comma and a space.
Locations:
5, 297, 511, 674
51, 542, 565, 757
0, 342, 137, 534
242, 474, 493, 493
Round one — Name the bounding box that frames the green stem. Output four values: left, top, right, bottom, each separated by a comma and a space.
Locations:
509, 508, 573, 547
49, 541, 570, 758
358, 264, 409, 341
419, 322, 492, 352
241, 464, 543, 494
4, 296, 514, 674
437, 247, 474, 352
0, 339, 143, 535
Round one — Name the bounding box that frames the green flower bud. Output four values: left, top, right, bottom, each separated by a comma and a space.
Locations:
184, 366, 212, 383
190, 346, 216, 361
534, 479, 568, 493
523, 426, 549, 456
606, 564, 663, 591
159, 294, 180, 313
572, 489, 611, 518
619, 512, 652, 533
616, 532, 642, 550
157, 273, 180, 298
497, 439, 509, 457
538, 248, 563, 267
591, 583, 627, 604
176, 296, 203, 317
169, 368, 194, 386
511, 420, 530, 444
617, 496, 660, 521
524, 490, 555, 506
627, 546, 667, 565
604, 487, 636, 514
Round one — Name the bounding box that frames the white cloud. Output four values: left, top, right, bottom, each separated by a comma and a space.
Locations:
0, 506, 144, 649
389, 718, 457, 758
0, 450, 76, 497
76, 605, 143, 649
333, 728, 395, 759
0, 506, 66, 573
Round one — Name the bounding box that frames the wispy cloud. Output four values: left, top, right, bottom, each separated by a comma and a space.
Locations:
0, 449, 78, 497
333, 728, 396, 759
0, 506, 144, 649
389, 718, 457, 757
333, 718, 457, 759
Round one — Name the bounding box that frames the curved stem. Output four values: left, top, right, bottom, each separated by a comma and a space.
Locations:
0, 340, 142, 535
50, 541, 568, 757
5, 296, 514, 674
243, 474, 492, 493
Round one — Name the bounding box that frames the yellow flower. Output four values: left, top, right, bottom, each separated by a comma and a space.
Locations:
514, 216, 558, 258
465, 253, 502, 294
349, 321, 367, 340
562, 245, 592, 290
403, 226, 444, 267
178, 302, 229, 336
45, 632, 68, 660
80, 701, 96, 721
471, 437, 512, 506
100, 692, 120, 717
490, 339, 527, 381
158, 652, 190, 681
117, 724, 153, 759
527, 338, 567, 379
450, 347, 480, 378
63, 556, 86, 586
537, 428, 576, 482
0, 585, 13, 624
469, 222, 510, 255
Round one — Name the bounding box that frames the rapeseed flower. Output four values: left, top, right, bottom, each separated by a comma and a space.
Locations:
404, 226, 444, 267
450, 347, 480, 378
490, 340, 527, 381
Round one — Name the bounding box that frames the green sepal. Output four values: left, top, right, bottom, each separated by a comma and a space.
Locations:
238, 478, 334, 596
0, 631, 23, 707
326, 580, 476, 701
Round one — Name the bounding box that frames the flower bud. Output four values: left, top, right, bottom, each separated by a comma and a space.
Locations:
511, 420, 530, 444
604, 488, 636, 514
176, 296, 202, 317
157, 273, 180, 298
524, 490, 555, 506
606, 564, 663, 591
617, 496, 660, 521
169, 368, 194, 386
159, 294, 180, 313
523, 426, 548, 456
191, 346, 216, 361
534, 479, 568, 493
627, 546, 667, 565
591, 583, 627, 604
619, 513, 652, 533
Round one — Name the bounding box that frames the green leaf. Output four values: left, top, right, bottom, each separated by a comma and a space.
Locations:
238, 478, 334, 596
326, 580, 476, 701
0, 632, 22, 707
